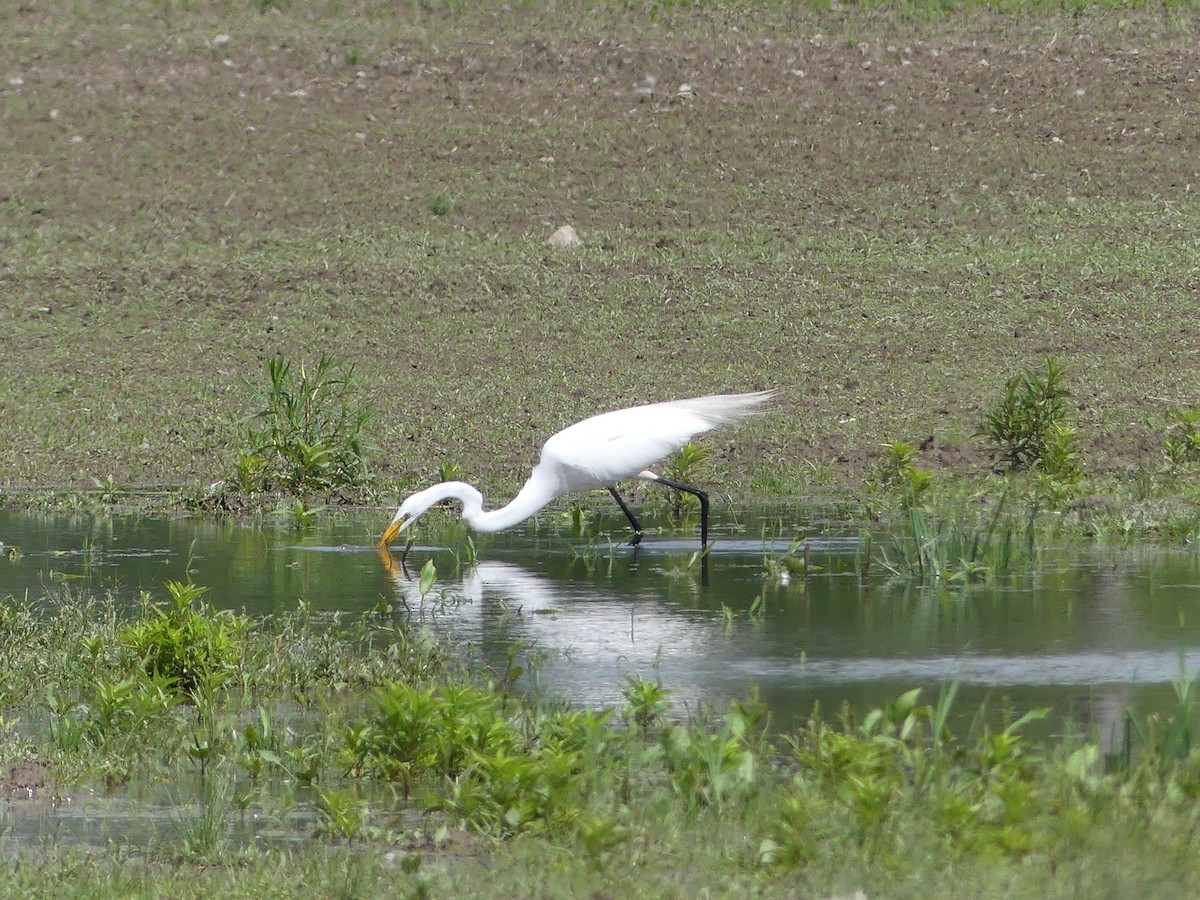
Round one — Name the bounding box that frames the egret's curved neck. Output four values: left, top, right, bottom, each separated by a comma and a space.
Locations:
433, 472, 558, 533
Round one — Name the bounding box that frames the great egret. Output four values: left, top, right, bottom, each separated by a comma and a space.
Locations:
377, 390, 774, 550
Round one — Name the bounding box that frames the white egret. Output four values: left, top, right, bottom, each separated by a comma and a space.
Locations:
378, 391, 774, 550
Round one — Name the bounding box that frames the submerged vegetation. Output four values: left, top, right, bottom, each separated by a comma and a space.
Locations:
4, 579, 1200, 895
875, 486, 1038, 585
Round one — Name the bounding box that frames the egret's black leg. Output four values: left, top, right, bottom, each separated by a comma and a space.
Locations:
653, 476, 710, 548
607, 486, 644, 546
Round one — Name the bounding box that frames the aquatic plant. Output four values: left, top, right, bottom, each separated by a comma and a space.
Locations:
238, 354, 374, 495
878, 487, 1037, 585
90, 474, 124, 506
661, 693, 769, 811
876, 438, 932, 508
762, 535, 815, 585
621, 674, 672, 734
341, 677, 616, 836
764, 687, 1053, 870
281, 498, 323, 531
10, 574, 1200, 894
120, 581, 253, 697
313, 785, 370, 843
239, 706, 285, 783
341, 679, 520, 789
47, 669, 183, 767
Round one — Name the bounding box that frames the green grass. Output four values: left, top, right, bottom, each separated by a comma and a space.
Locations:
5, 2, 1200, 889
5, 579, 1200, 897
1, 1, 1198, 511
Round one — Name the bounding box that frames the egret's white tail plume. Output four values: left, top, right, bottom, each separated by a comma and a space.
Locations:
662, 390, 776, 426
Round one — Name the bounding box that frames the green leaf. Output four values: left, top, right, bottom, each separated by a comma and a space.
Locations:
419, 559, 437, 596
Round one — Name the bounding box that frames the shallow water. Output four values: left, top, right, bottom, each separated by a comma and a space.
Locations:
3, 507, 1200, 745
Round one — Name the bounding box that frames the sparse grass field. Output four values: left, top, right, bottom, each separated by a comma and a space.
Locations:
5, 1, 1200, 895
2, 0, 1199, 506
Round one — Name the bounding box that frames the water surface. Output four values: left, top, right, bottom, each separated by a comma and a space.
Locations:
4, 508, 1200, 742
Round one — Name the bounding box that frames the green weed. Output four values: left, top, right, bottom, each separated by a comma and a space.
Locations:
8, 579, 1200, 893
762, 536, 815, 584
661, 441, 710, 519
90, 474, 124, 505
981, 358, 1082, 482
876, 438, 933, 508
239, 706, 285, 782
314, 784, 370, 843
1163, 405, 1200, 467
173, 765, 238, 862
429, 194, 454, 216
341, 679, 518, 788
621, 674, 672, 734
120, 581, 252, 698
239, 354, 373, 496
47, 669, 182, 760
878, 486, 1037, 584
281, 498, 323, 530
661, 694, 768, 811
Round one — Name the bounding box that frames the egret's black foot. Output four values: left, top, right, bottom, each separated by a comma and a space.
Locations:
628, 532, 644, 548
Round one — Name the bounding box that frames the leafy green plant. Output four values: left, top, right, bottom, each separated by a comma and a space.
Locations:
437, 743, 583, 836
767, 688, 1055, 869
239, 354, 373, 495
661, 697, 767, 811
120, 581, 252, 697
578, 812, 632, 868
876, 438, 933, 508
314, 785, 369, 842
429, 193, 454, 216
232, 450, 269, 493
240, 706, 285, 782
341, 679, 518, 790
342, 678, 614, 836
90, 474, 124, 505
1163, 405, 1200, 467
437, 461, 463, 483
981, 358, 1078, 476
282, 498, 323, 530
661, 441, 710, 519
1038, 421, 1084, 484
48, 670, 183, 756
621, 675, 672, 734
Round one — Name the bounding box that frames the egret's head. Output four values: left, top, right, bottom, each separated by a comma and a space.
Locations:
377, 484, 461, 547
377, 497, 420, 548
377, 514, 408, 548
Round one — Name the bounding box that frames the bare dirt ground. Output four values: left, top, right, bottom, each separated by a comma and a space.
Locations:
1, 3, 1198, 497
1, 760, 53, 801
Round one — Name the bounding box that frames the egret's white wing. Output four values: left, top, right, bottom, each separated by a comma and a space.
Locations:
538, 392, 772, 491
